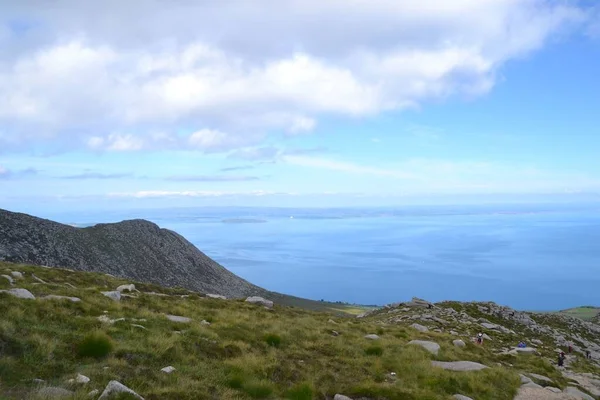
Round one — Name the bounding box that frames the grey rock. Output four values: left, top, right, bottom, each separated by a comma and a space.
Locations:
33, 379, 46, 386
166, 314, 191, 323
364, 334, 380, 340
200, 320, 211, 326
545, 387, 562, 393
0, 288, 35, 299
431, 361, 488, 371
1, 274, 14, 285
328, 319, 338, 324
515, 347, 537, 354
481, 322, 499, 330
564, 387, 594, 400
521, 382, 543, 389
101, 291, 121, 301
482, 333, 492, 341
527, 373, 553, 383
116, 284, 136, 292
531, 339, 543, 345
450, 330, 459, 336
453, 339, 466, 348
411, 323, 429, 332
409, 340, 440, 355
331, 330, 340, 336
37, 387, 74, 399
98, 380, 144, 400
245, 296, 274, 309
42, 295, 81, 302
453, 395, 474, 400
87, 389, 99, 398
10, 271, 23, 279
520, 374, 533, 384
334, 395, 353, 400
131, 324, 147, 330
161, 366, 176, 373
31, 274, 47, 284
206, 294, 226, 300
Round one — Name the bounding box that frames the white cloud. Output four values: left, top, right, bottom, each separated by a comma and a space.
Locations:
0, 1, 589, 152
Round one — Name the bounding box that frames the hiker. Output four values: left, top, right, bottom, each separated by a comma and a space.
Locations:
477, 333, 484, 345
586, 350, 591, 359
558, 352, 565, 367
427, 303, 433, 310
518, 341, 526, 348
568, 344, 573, 353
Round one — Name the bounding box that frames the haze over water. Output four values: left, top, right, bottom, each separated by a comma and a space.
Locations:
49, 203, 600, 311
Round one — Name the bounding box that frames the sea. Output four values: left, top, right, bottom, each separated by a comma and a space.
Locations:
44, 203, 600, 311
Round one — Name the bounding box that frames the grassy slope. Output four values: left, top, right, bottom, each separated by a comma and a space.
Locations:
556, 307, 600, 321
0, 262, 590, 400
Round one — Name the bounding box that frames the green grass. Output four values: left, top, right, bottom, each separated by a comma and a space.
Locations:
0, 261, 596, 400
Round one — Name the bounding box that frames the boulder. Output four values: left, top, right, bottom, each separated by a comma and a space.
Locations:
431, 361, 488, 371
36, 387, 74, 399
161, 366, 176, 374
482, 333, 492, 341
521, 382, 543, 389
453, 395, 474, 400
411, 323, 429, 332
42, 295, 81, 302
206, 294, 226, 300
98, 380, 144, 400
364, 334, 380, 340
10, 271, 23, 279
564, 387, 595, 400
481, 322, 499, 330
545, 387, 562, 393
408, 340, 440, 355
101, 291, 121, 301
245, 296, 274, 309
1, 274, 14, 285
453, 340, 466, 348
514, 387, 569, 400
0, 288, 35, 299
166, 314, 191, 323
116, 284, 136, 292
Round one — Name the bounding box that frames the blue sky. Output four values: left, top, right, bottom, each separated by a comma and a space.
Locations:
1, 1, 600, 213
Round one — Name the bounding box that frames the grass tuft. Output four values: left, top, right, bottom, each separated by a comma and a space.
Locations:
77, 331, 113, 359
264, 333, 282, 348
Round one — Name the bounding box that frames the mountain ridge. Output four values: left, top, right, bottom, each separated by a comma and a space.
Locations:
0, 208, 267, 298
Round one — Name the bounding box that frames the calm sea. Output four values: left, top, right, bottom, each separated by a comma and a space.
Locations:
46, 204, 600, 311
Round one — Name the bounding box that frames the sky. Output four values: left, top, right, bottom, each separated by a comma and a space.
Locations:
1, 0, 600, 213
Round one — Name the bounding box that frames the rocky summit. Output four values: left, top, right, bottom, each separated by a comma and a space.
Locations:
0, 208, 267, 298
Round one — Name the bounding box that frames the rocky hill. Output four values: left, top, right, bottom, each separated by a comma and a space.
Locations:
0, 208, 266, 298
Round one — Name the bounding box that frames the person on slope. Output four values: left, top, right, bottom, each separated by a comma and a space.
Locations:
476, 333, 484, 345
558, 352, 566, 367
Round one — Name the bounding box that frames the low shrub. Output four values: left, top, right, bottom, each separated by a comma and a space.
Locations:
77, 331, 113, 359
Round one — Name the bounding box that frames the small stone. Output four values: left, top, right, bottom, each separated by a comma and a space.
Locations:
364, 334, 380, 340
166, 314, 191, 323
545, 387, 562, 393
31, 274, 47, 284
161, 366, 176, 374
206, 294, 226, 300
328, 319, 338, 324
200, 320, 211, 326
131, 324, 147, 330
334, 395, 353, 400
331, 330, 340, 336
245, 296, 274, 309
33, 379, 46, 386
88, 389, 100, 397
482, 333, 492, 341
453, 395, 474, 400
75, 374, 90, 384
98, 380, 144, 400
410, 323, 429, 332
101, 291, 121, 301
0, 288, 35, 299
1, 274, 14, 285
10, 271, 23, 279
450, 330, 459, 335
453, 339, 466, 348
